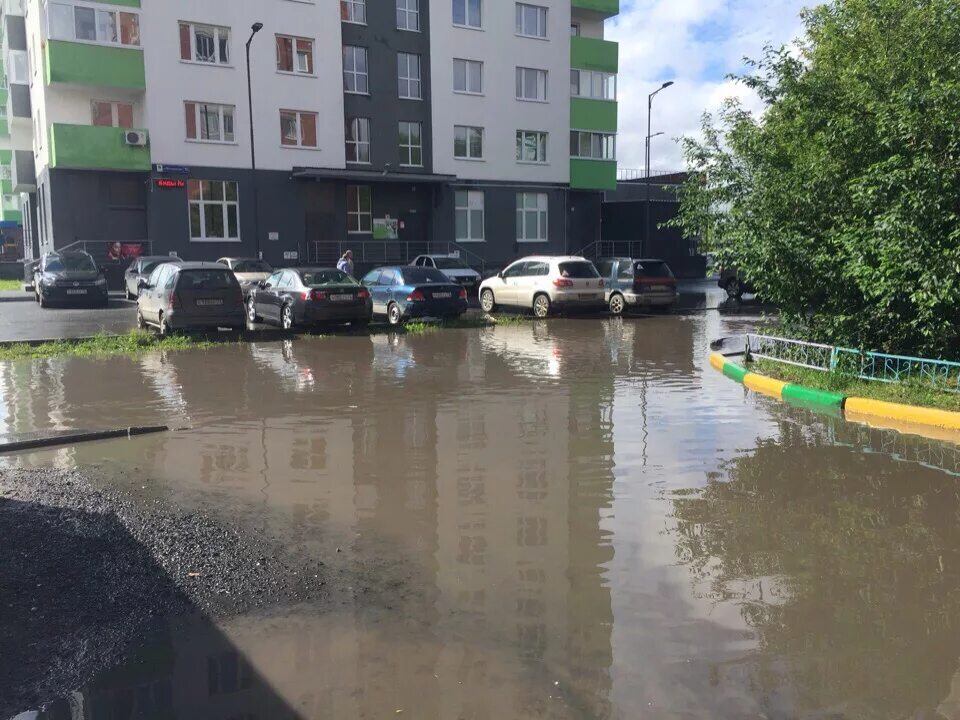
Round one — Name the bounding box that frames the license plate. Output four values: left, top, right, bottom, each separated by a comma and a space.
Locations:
649, 285, 670, 292
196, 299, 223, 306
433, 292, 452, 299
330, 294, 353, 302
66, 289, 87, 295
579, 293, 597, 300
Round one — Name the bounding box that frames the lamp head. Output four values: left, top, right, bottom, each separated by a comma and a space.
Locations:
251, 22, 264, 33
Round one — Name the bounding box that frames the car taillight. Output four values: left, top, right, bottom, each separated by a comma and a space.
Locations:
458, 288, 467, 300
167, 292, 177, 308
357, 289, 370, 300
308, 290, 327, 301
553, 278, 574, 288
407, 289, 426, 301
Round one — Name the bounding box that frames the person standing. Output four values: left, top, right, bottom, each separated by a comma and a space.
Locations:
337, 250, 354, 277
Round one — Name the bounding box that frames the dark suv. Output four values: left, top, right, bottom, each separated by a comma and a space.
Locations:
34, 251, 108, 308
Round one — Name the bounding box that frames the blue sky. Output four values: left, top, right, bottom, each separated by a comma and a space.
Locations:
606, 0, 809, 171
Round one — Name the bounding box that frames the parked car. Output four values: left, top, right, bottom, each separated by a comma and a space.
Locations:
247, 267, 372, 330
217, 257, 273, 299
124, 255, 181, 300
136, 262, 245, 335
478, 256, 605, 318
719, 267, 754, 299
595, 257, 678, 315
361, 266, 467, 325
34, 251, 108, 308
410, 255, 482, 295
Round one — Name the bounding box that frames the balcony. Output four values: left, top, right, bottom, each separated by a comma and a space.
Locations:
571, 0, 619, 18
570, 159, 616, 191
570, 36, 618, 74
49, 124, 150, 172
45, 41, 145, 90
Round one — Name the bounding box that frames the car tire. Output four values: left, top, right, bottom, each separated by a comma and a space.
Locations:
281, 303, 295, 331
387, 302, 403, 326
158, 313, 170, 337
532, 293, 551, 319
609, 293, 626, 316
480, 289, 496, 313
247, 297, 261, 324
136, 309, 147, 330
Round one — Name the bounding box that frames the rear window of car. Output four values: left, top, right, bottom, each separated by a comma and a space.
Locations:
300, 270, 357, 286
432, 258, 465, 270
234, 260, 272, 273
401, 268, 451, 284
176, 269, 238, 290
634, 261, 674, 278
557, 262, 600, 279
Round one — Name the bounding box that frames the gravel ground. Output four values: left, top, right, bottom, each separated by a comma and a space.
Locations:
0, 467, 328, 717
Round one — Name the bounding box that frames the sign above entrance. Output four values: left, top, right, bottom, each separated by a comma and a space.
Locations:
153, 164, 190, 174
154, 178, 186, 190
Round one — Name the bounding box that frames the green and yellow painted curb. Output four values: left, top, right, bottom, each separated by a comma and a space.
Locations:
709, 352, 960, 435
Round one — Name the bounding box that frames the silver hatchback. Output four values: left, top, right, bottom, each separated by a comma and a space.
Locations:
137, 262, 246, 335
478, 256, 605, 318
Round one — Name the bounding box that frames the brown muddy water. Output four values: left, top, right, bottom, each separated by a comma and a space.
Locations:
4, 313, 960, 719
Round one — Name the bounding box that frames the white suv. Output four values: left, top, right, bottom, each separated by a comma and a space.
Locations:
478, 256, 605, 318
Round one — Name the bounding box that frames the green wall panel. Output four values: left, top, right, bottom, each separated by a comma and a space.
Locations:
570, 36, 618, 73
49, 123, 151, 171
46, 41, 145, 89
571, 0, 619, 14
570, 159, 616, 191
1, 180, 11, 196
570, 98, 617, 132
0, 150, 12, 164
1, 209, 23, 224
0, 120, 8, 138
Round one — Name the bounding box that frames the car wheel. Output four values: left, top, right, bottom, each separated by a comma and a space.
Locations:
136, 309, 147, 330
158, 313, 170, 337
533, 294, 551, 319
726, 278, 742, 300
387, 302, 403, 326
247, 297, 261, 324
281, 303, 295, 331
480, 289, 496, 313
609, 293, 626, 316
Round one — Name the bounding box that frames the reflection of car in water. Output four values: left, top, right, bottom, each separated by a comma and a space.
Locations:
719, 267, 754, 299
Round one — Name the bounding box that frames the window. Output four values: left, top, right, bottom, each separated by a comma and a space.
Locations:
92, 101, 133, 129
398, 53, 422, 99
184, 103, 235, 143
516, 192, 548, 242
179, 23, 230, 65
516, 3, 547, 38
455, 190, 484, 242
454, 126, 483, 160
452, 0, 481, 28
48, 3, 140, 46
341, 0, 367, 24
276, 36, 314, 75
397, 0, 420, 31
346, 118, 371, 163
570, 69, 616, 100
188, 180, 239, 242
570, 131, 616, 160
347, 186, 372, 234
399, 121, 423, 166
343, 46, 369, 94
280, 110, 319, 148
7, 51, 27, 85
516, 130, 547, 163
453, 59, 482, 94
516, 67, 547, 101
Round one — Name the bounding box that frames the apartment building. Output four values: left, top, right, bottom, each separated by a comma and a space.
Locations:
2, 0, 619, 267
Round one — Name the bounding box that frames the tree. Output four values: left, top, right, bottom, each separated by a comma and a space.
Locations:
674, 0, 960, 356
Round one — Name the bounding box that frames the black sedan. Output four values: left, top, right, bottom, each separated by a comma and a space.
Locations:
34, 251, 109, 308
247, 267, 372, 330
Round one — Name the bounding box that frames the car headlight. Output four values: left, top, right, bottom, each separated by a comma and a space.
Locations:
42, 277, 56, 286
95, 277, 107, 287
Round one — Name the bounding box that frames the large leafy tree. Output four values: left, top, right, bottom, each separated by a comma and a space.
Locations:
674, 0, 960, 356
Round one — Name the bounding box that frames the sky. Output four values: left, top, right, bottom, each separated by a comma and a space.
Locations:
606, 0, 809, 173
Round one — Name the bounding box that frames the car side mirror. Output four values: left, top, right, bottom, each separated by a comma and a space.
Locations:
497, 271, 504, 279
138, 279, 149, 289
257, 280, 266, 289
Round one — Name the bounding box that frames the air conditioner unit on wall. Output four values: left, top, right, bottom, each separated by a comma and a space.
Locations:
124, 130, 148, 147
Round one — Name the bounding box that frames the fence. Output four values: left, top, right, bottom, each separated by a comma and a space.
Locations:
746, 333, 960, 393
308, 240, 487, 273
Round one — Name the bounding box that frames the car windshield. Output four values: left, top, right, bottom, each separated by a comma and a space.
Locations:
177, 269, 237, 290
46, 255, 96, 272
300, 270, 357, 286
558, 261, 600, 279
634, 261, 674, 278
401, 268, 451, 284
431, 258, 466, 270
234, 260, 272, 273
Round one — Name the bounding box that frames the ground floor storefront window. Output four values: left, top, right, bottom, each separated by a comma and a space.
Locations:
189, 180, 239, 242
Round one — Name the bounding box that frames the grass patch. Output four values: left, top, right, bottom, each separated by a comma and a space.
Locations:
751, 358, 960, 412
0, 330, 218, 361
0, 279, 24, 292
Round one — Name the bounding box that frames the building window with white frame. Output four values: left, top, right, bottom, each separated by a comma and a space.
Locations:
516, 130, 547, 163
397, 0, 420, 31
343, 46, 369, 94
454, 126, 483, 160
453, 58, 482, 94
516, 67, 547, 101
398, 53, 422, 99
570, 69, 616, 100
280, 110, 318, 148
516, 192, 548, 242
346, 117, 371, 163
455, 190, 484, 242
188, 180, 240, 242
92, 100, 133, 128
399, 121, 422, 166
347, 185, 372, 234
515, 3, 547, 38
184, 102, 235, 143
48, 3, 140, 46
341, 0, 367, 24
276, 35, 314, 75
570, 131, 616, 160
179, 22, 230, 64
452, 0, 481, 28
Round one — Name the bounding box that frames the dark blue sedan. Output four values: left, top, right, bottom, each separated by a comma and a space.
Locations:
360, 266, 467, 325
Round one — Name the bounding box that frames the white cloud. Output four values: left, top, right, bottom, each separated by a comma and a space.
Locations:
606, 0, 808, 172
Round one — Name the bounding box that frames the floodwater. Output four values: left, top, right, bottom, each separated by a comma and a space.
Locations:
4, 308, 960, 719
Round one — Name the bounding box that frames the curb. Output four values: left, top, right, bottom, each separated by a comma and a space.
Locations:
709, 352, 960, 432
0, 425, 169, 454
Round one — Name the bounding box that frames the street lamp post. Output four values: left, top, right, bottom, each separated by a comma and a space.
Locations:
246, 22, 263, 259
643, 80, 674, 258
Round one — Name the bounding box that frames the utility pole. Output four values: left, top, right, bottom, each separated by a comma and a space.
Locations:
644, 81, 674, 257
246, 22, 263, 259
